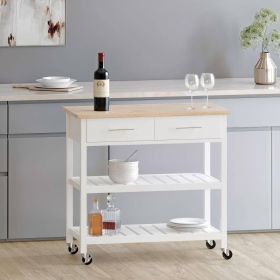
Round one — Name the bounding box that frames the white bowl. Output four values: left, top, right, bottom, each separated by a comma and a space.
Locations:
41, 76, 71, 83
36, 76, 76, 88
108, 159, 139, 185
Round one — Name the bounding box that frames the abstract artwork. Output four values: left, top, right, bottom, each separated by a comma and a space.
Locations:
0, 0, 65, 47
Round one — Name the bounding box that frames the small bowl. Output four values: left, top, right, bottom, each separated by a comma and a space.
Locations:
109, 159, 139, 185
41, 76, 71, 83
36, 76, 76, 89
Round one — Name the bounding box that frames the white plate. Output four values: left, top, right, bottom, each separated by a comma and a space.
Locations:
168, 218, 207, 226
36, 78, 76, 89
166, 226, 204, 232
35, 83, 78, 90
167, 223, 208, 229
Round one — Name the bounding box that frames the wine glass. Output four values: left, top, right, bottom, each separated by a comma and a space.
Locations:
200, 73, 215, 108
185, 74, 199, 110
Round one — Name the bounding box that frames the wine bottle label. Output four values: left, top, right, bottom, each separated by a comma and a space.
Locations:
94, 80, 110, 98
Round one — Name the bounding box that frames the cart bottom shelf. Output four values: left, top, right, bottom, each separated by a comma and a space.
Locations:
69, 223, 222, 245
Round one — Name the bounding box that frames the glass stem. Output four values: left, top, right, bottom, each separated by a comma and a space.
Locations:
206, 89, 208, 107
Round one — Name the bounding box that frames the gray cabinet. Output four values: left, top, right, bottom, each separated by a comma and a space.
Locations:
8, 135, 108, 239
227, 129, 271, 231
9, 101, 91, 134
9, 136, 66, 239
0, 137, 7, 172
8, 100, 108, 239
0, 103, 7, 135
272, 128, 280, 229
0, 176, 7, 240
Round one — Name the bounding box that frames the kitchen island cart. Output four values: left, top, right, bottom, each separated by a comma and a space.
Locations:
64, 103, 232, 265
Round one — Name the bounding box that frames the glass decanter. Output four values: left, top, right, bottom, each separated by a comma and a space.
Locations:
101, 193, 121, 235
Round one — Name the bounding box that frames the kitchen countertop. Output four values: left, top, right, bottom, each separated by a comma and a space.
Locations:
1, 78, 280, 102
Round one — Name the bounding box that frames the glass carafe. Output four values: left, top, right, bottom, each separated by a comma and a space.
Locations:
101, 194, 121, 235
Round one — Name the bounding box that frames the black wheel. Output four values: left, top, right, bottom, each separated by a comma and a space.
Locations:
206, 240, 216, 249
68, 244, 78, 255
222, 249, 233, 260
82, 254, 93, 265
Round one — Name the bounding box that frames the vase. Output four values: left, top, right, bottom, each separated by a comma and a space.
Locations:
254, 52, 277, 85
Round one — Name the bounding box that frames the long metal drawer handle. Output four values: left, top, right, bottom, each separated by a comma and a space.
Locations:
108, 128, 135, 132
176, 126, 202, 130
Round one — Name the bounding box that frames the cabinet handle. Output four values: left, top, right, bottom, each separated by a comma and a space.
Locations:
176, 126, 202, 130
108, 128, 135, 132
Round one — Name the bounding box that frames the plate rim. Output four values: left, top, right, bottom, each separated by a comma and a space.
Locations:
35, 79, 77, 89
169, 218, 207, 225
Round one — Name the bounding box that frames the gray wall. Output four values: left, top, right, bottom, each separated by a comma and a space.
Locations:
1, 0, 280, 83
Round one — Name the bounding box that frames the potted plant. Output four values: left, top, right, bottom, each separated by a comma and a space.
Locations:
240, 8, 280, 85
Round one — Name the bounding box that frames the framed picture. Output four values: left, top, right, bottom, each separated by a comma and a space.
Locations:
0, 0, 65, 47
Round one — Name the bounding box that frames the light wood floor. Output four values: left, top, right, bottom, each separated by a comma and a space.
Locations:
0, 233, 280, 280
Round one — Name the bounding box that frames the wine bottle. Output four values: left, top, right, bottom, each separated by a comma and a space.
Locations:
94, 52, 110, 111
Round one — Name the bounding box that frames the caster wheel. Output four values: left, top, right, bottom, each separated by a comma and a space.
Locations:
82, 254, 93, 265
68, 244, 78, 255
206, 240, 216, 249
222, 249, 233, 260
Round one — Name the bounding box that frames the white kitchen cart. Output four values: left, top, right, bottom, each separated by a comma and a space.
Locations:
64, 103, 232, 265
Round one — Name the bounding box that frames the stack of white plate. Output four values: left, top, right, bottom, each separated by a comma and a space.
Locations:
167, 218, 208, 230
36, 76, 77, 89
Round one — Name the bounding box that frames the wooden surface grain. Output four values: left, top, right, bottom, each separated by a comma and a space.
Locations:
64, 103, 229, 119
0, 233, 280, 280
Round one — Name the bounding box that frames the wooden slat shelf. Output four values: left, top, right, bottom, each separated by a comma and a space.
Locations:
69, 173, 222, 194
70, 223, 221, 245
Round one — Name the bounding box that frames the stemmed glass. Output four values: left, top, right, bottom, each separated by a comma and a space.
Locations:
185, 74, 199, 110
201, 73, 215, 108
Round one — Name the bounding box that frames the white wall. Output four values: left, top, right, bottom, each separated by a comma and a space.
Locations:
0, 0, 280, 83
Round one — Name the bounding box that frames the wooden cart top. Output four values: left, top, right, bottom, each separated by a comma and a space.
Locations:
64, 103, 229, 119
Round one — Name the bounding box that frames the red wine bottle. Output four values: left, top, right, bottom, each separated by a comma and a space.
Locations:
94, 52, 109, 111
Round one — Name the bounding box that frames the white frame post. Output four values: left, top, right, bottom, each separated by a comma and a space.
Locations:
204, 142, 211, 225
220, 119, 228, 251
66, 114, 74, 245
80, 119, 88, 256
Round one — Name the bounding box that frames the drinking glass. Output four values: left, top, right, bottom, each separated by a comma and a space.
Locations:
200, 73, 215, 108
185, 74, 199, 110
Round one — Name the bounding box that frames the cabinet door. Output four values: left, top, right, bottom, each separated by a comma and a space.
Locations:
0, 176, 7, 240
8, 135, 108, 239
228, 129, 271, 231
272, 128, 280, 229
9, 136, 66, 239
0, 137, 7, 172
0, 103, 7, 135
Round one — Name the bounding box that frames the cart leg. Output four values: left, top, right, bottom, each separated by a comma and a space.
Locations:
80, 120, 88, 258
204, 142, 211, 225
66, 114, 74, 245
220, 130, 228, 251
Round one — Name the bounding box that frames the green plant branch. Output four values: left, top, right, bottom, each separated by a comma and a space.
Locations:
240, 8, 280, 54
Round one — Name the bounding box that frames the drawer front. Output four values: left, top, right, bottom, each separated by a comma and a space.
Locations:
87, 118, 154, 143
9, 101, 91, 134
155, 116, 224, 140
0, 137, 7, 172
0, 103, 7, 135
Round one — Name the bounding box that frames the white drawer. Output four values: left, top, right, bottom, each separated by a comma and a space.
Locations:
87, 118, 154, 143
155, 116, 224, 141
